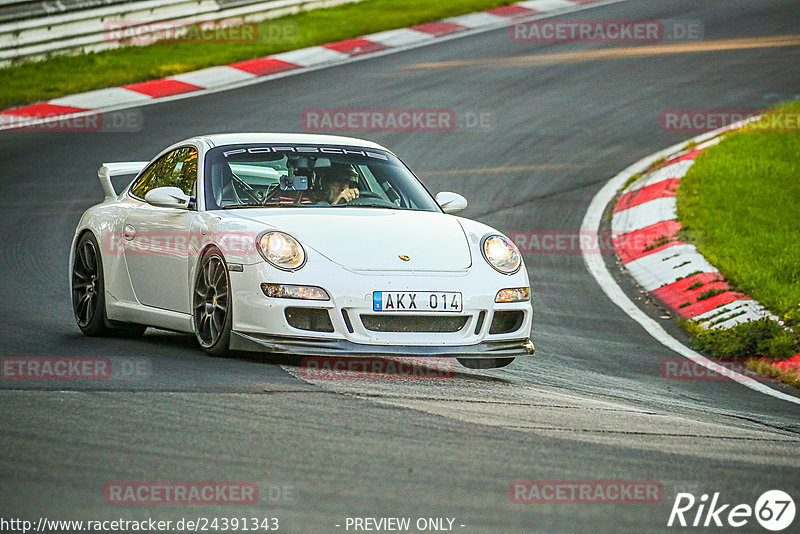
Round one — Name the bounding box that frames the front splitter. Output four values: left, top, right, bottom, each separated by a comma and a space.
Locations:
230, 332, 535, 359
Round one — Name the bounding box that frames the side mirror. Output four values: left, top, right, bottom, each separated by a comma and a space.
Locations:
435, 191, 468, 214
145, 186, 191, 209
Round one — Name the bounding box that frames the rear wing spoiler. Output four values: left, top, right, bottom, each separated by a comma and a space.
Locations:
98, 161, 148, 200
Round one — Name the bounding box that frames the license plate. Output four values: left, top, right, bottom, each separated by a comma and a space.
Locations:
373, 291, 462, 312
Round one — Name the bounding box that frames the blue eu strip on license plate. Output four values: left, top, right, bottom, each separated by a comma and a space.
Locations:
373, 291, 462, 312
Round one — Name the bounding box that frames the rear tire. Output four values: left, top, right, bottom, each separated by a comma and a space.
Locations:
72, 232, 109, 336
456, 357, 515, 369
72, 232, 148, 337
193, 247, 232, 356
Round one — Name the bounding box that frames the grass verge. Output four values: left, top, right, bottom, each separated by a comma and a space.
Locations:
676, 101, 800, 386
0, 0, 517, 110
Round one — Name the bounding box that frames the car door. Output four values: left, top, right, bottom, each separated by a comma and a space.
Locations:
123, 146, 199, 314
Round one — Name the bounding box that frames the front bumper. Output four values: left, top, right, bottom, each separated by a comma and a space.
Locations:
231, 262, 533, 347
230, 332, 535, 359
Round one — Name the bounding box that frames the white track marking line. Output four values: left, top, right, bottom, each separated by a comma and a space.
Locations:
580, 138, 800, 406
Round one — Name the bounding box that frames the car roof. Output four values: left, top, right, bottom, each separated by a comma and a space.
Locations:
198, 133, 389, 151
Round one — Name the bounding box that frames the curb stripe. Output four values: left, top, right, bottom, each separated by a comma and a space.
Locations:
614, 178, 680, 213
229, 57, 301, 76
665, 289, 748, 319
410, 22, 468, 36
668, 148, 702, 163
623, 159, 694, 193
486, 5, 538, 16
651, 272, 730, 313
49, 87, 152, 109
518, 0, 577, 9
271, 46, 350, 67
611, 196, 676, 235
170, 66, 256, 88
772, 353, 800, 370
612, 220, 682, 264
1, 102, 87, 116
321, 38, 390, 56
442, 12, 508, 28
624, 243, 717, 293
693, 299, 772, 325
122, 79, 203, 98
362, 28, 435, 47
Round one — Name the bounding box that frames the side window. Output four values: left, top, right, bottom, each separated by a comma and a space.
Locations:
130, 146, 198, 200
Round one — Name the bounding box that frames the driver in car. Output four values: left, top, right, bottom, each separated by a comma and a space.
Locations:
315, 163, 360, 205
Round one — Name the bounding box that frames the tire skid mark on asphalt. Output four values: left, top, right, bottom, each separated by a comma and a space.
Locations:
407, 34, 800, 69
280, 360, 799, 464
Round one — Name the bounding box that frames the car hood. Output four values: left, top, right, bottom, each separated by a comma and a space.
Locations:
227, 208, 472, 271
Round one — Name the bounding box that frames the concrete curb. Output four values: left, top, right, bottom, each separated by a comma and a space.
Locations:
610, 118, 780, 330
582, 120, 800, 401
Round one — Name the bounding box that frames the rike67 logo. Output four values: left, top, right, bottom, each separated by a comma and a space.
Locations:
668, 490, 796, 531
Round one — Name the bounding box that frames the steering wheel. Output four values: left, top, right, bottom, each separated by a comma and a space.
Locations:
347, 193, 395, 207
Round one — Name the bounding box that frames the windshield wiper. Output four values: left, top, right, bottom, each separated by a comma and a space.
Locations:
332, 203, 407, 210
222, 203, 281, 209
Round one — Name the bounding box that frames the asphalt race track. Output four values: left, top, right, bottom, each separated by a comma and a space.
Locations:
1, 0, 799, 532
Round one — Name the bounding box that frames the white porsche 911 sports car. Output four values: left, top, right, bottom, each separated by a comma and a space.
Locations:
70, 133, 534, 368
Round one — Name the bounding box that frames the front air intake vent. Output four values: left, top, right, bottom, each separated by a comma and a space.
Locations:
360, 315, 468, 333
285, 307, 334, 333
489, 311, 524, 334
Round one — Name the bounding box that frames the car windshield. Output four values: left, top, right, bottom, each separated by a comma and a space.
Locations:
204, 144, 441, 211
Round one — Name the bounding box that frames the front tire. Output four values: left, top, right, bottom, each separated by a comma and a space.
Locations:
456, 358, 515, 369
72, 232, 109, 336
193, 248, 232, 356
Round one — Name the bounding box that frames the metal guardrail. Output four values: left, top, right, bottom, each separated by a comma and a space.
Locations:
0, 0, 134, 24
0, 0, 361, 64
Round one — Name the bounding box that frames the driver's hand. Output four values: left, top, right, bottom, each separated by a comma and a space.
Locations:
332, 187, 359, 205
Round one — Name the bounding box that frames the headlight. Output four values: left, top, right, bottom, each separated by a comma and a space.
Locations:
482, 235, 521, 274
257, 231, 306, 271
